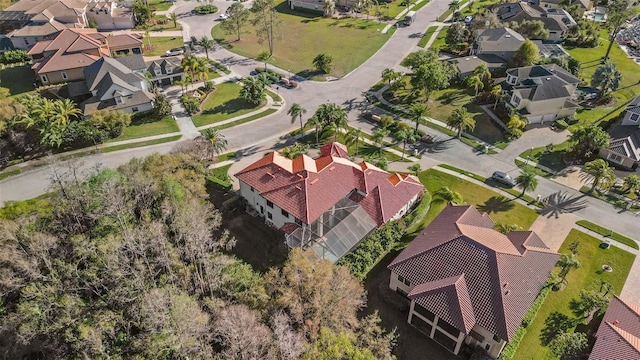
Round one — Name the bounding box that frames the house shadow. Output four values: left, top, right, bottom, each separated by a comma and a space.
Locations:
477, 196, 514, 214
201, 99, 254, 116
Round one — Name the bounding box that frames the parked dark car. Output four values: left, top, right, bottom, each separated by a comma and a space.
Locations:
490, 171, 516, 187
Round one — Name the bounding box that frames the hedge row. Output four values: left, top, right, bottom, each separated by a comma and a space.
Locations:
337, 220, 406, 280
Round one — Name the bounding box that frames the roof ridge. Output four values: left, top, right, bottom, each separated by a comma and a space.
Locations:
607, 322, 640, 353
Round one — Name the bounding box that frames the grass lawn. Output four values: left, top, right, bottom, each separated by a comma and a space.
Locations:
575, 220, 639, 250
297, 131, 404, 162
514, 229, 635, 360
148, 0, 173, 11
108, 116, 179, 142
409, 169, 539, 235
211, 1, 391, 78
518, 139, 572, 172
147, 14, 182, 31
214, 108, 277, 130
0, 168, 21, 181
103, 135, 181, 152
143, 36, 184, 57
0, 66, 35, 96
191, 82, 264, 127
417, 26, 438, 48
430, 27, 447, 50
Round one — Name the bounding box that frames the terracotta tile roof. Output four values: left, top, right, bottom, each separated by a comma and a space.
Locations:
320, 142, 349, 159
590, 296, 640, 359
409, 274, 477, 334
29, 28, 107, 74
280, 222, 300, 234
388, 204, 559, 340
106, 34, 142, 48
235, 142, 424, 226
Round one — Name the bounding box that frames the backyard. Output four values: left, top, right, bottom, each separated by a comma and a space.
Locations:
513, 229, 636, 359
147, 0, 173, 12
142, 36, 184, 57
191, 82, 266, 127
0, 66, 35, 96
108, 115, 179, 142
211, 1, 391, 78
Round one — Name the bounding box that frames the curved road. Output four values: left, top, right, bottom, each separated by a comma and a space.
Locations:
2, 0, 640, 242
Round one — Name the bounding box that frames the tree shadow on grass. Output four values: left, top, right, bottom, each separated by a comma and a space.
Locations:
540, 312, 576, 346
201, 99, 256, 117
296, 69, 322, 79
436, 90, 468, 106
477, 196, 514, 214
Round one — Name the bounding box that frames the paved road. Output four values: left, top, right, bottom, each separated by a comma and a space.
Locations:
2, 0, 640, 244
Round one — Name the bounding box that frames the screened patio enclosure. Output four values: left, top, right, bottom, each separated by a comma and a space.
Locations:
285, 197, 377, 263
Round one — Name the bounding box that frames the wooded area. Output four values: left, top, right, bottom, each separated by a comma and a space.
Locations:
0, 153, 396, 359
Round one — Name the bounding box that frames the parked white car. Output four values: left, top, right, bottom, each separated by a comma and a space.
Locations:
165, 47, 184, 56
219, 13, 229, 20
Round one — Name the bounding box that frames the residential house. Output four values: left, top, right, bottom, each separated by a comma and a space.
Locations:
87, 1, 134, 31
388, 204, 559, 358
145, 57, 185, 86
589, 296, 640, 359
234, 142, 424, 262
105, 33, 142, 57
287, 0, 357, 14
28, 28, 141, 85
598, 96, 640, 169
573, 0, 593, 11
499, 64, 580, 124
492, 2, 576, 41
449, 54, 506, 78
471, 27, 525, 62
80, 56, 153, 115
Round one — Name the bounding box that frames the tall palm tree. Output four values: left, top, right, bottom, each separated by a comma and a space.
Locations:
393, 127, 413, 160
490, 84, 502, 109
591, 62, 622, 100
199, 36, 215, 60
583, 159, 616, 193
287, 103, 307, 136
448, 0, 461, 13
515, 169, 538, 197
170, 12, 178, 28
467, 75, 484, 97
447, 108, 475, 139
307, 116, 324, 145
52, 98, 81, 127
181, 55, 200, 89
433, 187, 464, 204
200, 128, 228, 159
256, 51, 270, 72
473, 63, 491, 83
360, 0, 373, 20
409, 103, 430, 135
495, 223, 518, 234
381, 68, 401, 85
345, 127, 363, 156
373, 127, 389, 153
557, 253, 581, 285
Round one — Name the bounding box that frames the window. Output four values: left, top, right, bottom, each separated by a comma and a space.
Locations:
24, 38, 29, 45
116, 96, 123, 104
437, 319, 461, 338
267, 212, 272, 220
470, 330, 485, 343
607, 153, 623, 163
154, 69, 161, 76
132, 107, 139, 112
61, 72, 68, 80
40, 74, 48, 83
485, 344, 491, 351
281, 209, 289, 217
493, 334, 501, 343
631, 113, 639, 122
266, 200, 273, 208
397, 275, 411, 286
166, 67, 173, 74
414, 303, 435, 321
512, 95, 521, 106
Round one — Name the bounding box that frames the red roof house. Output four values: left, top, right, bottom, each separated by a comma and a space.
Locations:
234, 142, 424, 262
387, 204, 559, 358
590, 296, 640, 360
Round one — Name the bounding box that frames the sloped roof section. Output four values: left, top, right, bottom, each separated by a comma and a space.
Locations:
389, 204, 559, 340
590, 296, 640, 359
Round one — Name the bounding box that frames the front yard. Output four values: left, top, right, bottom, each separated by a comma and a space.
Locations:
191, 82, 265, 127
513, 229, 635, 359
142, 36, 184, 57
211, 1, 391, 78
108, 115, 179, 142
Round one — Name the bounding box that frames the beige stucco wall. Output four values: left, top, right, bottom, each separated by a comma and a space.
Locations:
41, 67, 86, 84
11, 35, 45, 50
464, 324, 508, 358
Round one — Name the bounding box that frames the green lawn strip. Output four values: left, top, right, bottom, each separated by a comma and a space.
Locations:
0, 65, 35, 96
148, 0, 173, 11
518, 141, 572, 173
514, 159, 555, 178
575, 220, 639, 250
212, 108, 278, 130
211, 2, 390, 78
430, 26, 447, 50
513, 229, 635, 359
579, 185, 640, 211
265, 89, 282, 102
192, 82, 264, 127
108, 116, 179, 142
143, 36, 184, 57
417, 26, 438, 48
0, 168, 21, 181
206, 164, 233, 191
102, 135, 181, 152
217, 152, 236, 162
419, 169, 539, 229
295, 130, 404, 163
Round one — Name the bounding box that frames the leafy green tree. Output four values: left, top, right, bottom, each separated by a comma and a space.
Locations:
515, 168, 538, 197
448, 0, 461, 12
569, 124, 610, 158
445, 22, 470, 50
302, 328, 375, 360
313, 53, 333, 74
288, 103, 307, 136
507, 114, 527, 138
582, 159, 616, 193
240, 76, 266, 105
410, 61, 453, 102
510, 19, 549, 39
154, 93, 172, 117
491, 84, 502, 109
549, 332, 588, 359
221, 2, 251, 41
557, 253, 581, 285
312, 103, 347, 129
400, 50, 438, 70
381, 68, 402, 85
574, 289, 609, 318
0, 49, 30, 64
473, 62, 491, 83
373, 127, 389, 152
514, 39, 539, 66
408, 163, 421, 176
591, 62, 622, 100
409, 103, 430, 134
90, 109, 132, 137
446, 108, 475, 139
433, 187, 464, 204
307, 116, 324, 145
199, 36, 215, 59
132, 0, 152, 26
603, 0, 634, 61
623, 174, 640, 194
251, 0, 282, 56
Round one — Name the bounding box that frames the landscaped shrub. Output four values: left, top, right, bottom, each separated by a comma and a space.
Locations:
193, 5, 218, 14
210, 60, 230, 74
380, 115, 395, 128
204, 81, 216, 92
554, 119, 569, 129
180, 95, 200, 115
338, 220, 406, 280
0, 50, 30, 65
62, 121, 109, 148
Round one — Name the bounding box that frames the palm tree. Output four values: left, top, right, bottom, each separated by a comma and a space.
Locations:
200, 128, 228, 159
194, 57, 209, 83
623, 174, 640, 194
199, 36, 215, 59
490, 84, 502, 109
467, 75, 484, 97
307, 116, 324, 145
256, 51, 270, 72
181, 55, 200, 89
448, 0, 461, 13
515, 168, 538, 197
373, 127, 389, 153
381, 68, 401, 85
175, 78, 188, 95
239, 76, 266, 105
393, 127, 414, 160
323, 0, 334, 17
360, 0, 373, 20
433, 187, 464, 204
52, 98, 81, 127
408, 163, 421, 176
582, 159, 616, 193
313, 103, 348, 130
591, 62, 622, 100
473, 63, 491, 83
447, 108, 475, 139
409, 103, 430, 135
345, 127, 363, 156
287, 103, 307, 136
557, 253, 581, 285
495, 223, 518, 234
170, 12, 178, 28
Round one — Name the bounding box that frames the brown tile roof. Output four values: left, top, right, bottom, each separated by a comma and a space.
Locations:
29, 28, 107, 74
320, 142, 349, 159
409, 274, 477, 334
234, 142, 424, 226
590, 296, 640, 359
106, 34, 142, 48
388, 204, 559, 340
